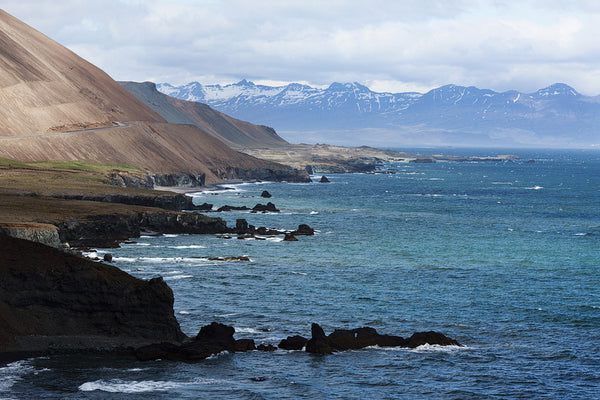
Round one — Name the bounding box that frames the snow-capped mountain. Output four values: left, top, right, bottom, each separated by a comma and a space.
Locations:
158, 81, 600, 147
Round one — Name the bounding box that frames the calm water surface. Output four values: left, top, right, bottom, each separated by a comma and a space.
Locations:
2, 149, 599, 399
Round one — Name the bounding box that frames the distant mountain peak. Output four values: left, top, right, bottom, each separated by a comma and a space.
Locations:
535, 83, 579, 97
157, 80, 598, 148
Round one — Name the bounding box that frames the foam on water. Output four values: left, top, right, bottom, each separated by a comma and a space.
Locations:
0, 360, 34, 392
79, 379, 187, 393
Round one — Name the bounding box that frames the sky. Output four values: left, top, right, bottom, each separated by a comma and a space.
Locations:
4, 0, 600, 95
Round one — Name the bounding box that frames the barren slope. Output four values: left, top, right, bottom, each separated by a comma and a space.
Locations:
120, 81, 289, 148
0, 122, 302, 183
0, 10, 307, 182
0, 9, 164, 136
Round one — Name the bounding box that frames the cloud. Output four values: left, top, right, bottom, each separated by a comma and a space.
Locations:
3, 0, 600, 94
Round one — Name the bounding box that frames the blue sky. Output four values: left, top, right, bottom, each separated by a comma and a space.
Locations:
4, 0, 600, 94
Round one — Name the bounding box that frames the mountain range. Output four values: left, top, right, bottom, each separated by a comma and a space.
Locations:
158, 80, 600, 148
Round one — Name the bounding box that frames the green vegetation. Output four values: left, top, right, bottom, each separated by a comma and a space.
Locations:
0, 158, 188, 224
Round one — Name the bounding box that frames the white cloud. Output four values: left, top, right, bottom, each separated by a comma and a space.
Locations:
3, 0, 600, 94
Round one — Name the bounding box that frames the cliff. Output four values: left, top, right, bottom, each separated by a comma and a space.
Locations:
0, 233, 186, 356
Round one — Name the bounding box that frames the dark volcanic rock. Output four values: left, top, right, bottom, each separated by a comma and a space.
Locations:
196, 202, 213, 211
235, 339, 256, 352
236, 219, 249, 234
328, 327, 405, 350
252, 202, 279, 212
103, 253, 113, 262
57, 211, 229, 248
260, 190, 272, 198
283, 233, 298, 241
0, 233, 185, 355
256, 226, 282, 235
292, 224, 315, 236
176, 322, 237, 360
278, 335, 308, 350
405, 331, 460, 348
319, 175, 330, 183
305, 323, 332, 354
257, 344, 277, 352
217, 205, 251, 212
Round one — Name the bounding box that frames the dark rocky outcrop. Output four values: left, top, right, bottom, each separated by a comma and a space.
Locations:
55, 211, 229, 248
235, 339, 256, 352
0, 233, 185, 356
252, 202, 280, 212
278, 335, 308, 350
283, 233, 298, 241
261, 190, 272, 198
212, 166, 310, 183
305, 323, 332, 354
292, 224, 315, 236
304, 323, 460, 355
53, 192, 200, 211
319, 175, 330, 183
257, 344, 277, 352
216, 205, 250, 212
405, 331, 460, 348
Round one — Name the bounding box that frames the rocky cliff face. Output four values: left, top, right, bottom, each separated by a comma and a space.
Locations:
0, 222, 61, 248
0, 233, 185, 355
56, 211, 230, 247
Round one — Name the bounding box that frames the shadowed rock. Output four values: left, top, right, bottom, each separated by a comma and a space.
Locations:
319, 176, 330, 183
278, 335, 308, 350
405, 331, 460, 348
283, 233, 298, 241
292, 224, 314, 236
305, 323, 332, 354
261, 190, 272, 198
252, 202, 279, 212
235, 339, 256, 352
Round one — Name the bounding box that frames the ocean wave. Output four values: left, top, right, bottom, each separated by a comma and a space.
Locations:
79, 379, 185, 393
0, 360, 35, 392
235, 327, 261, 334
410, 344, 467, 353
113, 257, 211, 264
525, 186, 543, 190
178, 310, 190, 315
163, 274, 194, 280
167, 245, 207, 249
310, 211, 319, 215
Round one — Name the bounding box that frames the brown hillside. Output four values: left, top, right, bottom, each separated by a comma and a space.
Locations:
120, 81, 288, 148
0, 10, 163, 136
0, 122, 299, 183
0, 10, 307, 182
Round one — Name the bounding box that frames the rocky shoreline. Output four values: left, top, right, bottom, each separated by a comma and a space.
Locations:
0, 162, 461, 361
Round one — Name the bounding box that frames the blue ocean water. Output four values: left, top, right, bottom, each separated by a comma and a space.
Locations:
2, 149, 599, 399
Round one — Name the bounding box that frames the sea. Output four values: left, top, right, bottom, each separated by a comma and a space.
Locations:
2, 148, 599, 399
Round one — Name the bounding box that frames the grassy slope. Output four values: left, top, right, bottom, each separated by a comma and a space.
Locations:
0, 158, 190, 224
